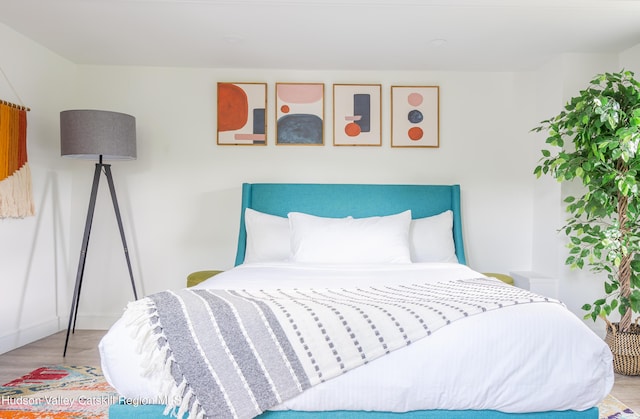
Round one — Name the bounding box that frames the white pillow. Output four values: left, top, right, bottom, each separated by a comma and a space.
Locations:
244, 208, 290, 263
288, 210, 412, 264
410, 210, 458, 263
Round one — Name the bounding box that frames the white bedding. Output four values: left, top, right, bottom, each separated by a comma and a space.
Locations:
99, 262, 614, 413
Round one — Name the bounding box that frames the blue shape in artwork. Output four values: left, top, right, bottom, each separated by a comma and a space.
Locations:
277, 114, 323, 144
408, 109, 423, 123
253, 108, 265, 134
353, 94, 371, 132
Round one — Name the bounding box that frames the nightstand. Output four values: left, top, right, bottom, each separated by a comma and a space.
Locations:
509, 271, 558, 298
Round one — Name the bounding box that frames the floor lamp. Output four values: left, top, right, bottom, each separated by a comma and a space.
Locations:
60, 109, 139, 356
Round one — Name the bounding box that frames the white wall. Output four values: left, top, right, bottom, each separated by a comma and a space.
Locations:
1, 20, 637, 354
621, 44, 640, 70
66, 67, 537, 330
0, 23, 76, 353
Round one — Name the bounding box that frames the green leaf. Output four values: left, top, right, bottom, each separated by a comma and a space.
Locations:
611, 299, 618, 311
619, 304, 628, 316
605, 282, 613, 294
630, 290, 640, 312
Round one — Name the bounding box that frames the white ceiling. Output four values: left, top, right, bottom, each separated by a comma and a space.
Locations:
1, 0, 640, 72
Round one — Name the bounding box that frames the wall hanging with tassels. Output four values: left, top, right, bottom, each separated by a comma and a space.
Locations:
0, 61, 34, 219
0, 100, 34, 218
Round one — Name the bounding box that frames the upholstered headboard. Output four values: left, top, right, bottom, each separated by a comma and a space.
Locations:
234, 183, 466, 266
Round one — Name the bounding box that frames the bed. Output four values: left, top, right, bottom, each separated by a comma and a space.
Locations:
100, 183, 614, 419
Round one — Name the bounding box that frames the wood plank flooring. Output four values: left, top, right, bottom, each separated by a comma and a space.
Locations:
1, 330, 639, 413
0, 330, 105, 386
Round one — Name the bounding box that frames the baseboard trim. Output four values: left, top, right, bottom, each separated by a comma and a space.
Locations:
71, 314, 121, 330
0, 318, 61, 355
0, 313, 119, 355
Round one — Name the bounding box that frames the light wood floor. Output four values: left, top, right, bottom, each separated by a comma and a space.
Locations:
1, 330, 639, 413
0, 330, 106, 386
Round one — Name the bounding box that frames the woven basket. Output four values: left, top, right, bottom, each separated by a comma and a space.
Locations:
604, 317, 640, 376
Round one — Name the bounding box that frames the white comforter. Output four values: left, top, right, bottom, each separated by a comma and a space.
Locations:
99, 262, 614, 413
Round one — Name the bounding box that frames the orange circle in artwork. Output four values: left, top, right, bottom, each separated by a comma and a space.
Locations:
408, 127, 423, 141
281, 105, 290, 113
345, 122, 361, 137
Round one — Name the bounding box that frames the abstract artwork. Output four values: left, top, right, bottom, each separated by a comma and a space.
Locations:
333, 84, 381, 146
217, 82, 267, 145
276, 83, 324, 145
391, 86, 439, 148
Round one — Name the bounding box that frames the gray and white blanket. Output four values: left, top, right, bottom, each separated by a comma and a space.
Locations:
123, 278, 559, 419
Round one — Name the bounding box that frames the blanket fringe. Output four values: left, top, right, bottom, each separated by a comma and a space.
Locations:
176, 386, 194, 418
161, 376, 205, 419
123, 297, 205, 419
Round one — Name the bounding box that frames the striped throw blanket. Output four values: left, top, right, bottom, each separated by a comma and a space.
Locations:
124, 278, 560, 419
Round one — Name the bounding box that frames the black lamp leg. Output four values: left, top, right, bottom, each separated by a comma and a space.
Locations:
64, 163, 102, 357
103, 164, 138, 300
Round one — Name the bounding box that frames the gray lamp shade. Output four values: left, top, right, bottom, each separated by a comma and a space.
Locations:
60, 109, 137, 160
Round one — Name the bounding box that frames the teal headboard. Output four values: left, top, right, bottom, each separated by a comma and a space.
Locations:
234, 183, 466, 266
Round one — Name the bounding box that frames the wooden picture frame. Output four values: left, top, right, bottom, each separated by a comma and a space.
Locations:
391, 86, 439, 148
333, 84, 381, 146
276, 82, 324, 145
217, 82, 267, 146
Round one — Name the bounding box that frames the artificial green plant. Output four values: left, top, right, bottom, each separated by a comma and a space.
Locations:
532, 70, 640, 333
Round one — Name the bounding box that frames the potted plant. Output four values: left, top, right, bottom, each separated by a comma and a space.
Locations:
532, 70, 640, 375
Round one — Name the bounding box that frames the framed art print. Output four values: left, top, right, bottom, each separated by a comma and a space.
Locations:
217, 82, 267, 145
333, 84, 381, 146
391, 86, 439, 148
276, 82, 324, 145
